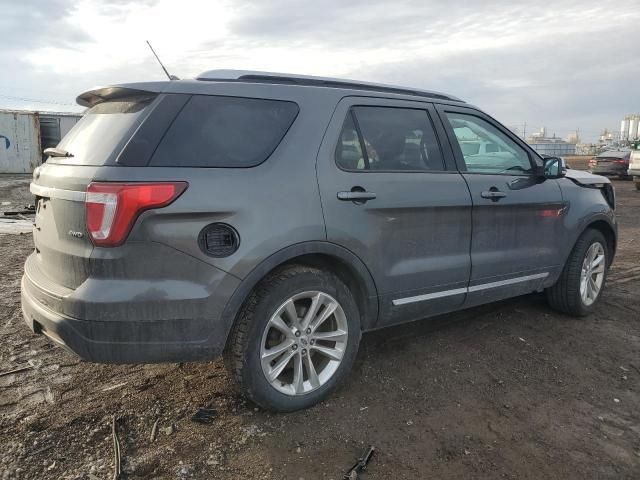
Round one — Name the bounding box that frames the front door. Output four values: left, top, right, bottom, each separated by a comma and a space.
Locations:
316, 97, 472, 327
437, 106, 565, 307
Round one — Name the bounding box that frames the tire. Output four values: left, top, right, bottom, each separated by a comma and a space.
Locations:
545, 229, 609, 317
224, 265, 361, 412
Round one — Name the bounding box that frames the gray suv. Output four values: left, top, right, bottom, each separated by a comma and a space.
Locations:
22, 71, 617, 411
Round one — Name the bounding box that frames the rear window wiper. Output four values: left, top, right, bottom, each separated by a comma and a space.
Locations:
43, 147, 74, 158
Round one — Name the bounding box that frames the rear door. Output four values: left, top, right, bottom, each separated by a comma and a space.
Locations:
436, 105, 565, 307
316, 97, 472, 327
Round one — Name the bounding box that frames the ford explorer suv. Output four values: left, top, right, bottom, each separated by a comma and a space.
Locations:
22, 71, 617, 411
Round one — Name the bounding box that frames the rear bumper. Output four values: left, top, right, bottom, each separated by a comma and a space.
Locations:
627, 168, 640, 177
22, 276, 222, 363
590, 165, 629, 177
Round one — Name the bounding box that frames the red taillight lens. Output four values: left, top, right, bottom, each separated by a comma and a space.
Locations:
613, 159, 628, 165
85, 182, 187, 247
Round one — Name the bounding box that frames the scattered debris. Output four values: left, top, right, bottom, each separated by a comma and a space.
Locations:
343, 445, 376, 480
518, 337, 526, 343
0, 218, 33, 234
161, 425, 174, 436
359, 406, 369, 411
150, 418, 159, 442
27, 359, 42, 369
101, 382, 128, 392
112, 416, 122, 480
191, 407, 217, 424
0, 364, 32, 378
3, 210, 35, 216
614, 398, 621, 403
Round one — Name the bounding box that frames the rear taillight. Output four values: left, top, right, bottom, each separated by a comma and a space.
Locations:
613, 159, 628, 165
85, 182, 187, 247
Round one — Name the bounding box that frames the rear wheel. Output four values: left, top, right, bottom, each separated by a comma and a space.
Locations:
224, 265, 361, 411
546, 229, 608, 316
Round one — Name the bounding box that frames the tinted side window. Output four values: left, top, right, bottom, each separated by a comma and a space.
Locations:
336, 106, 445, 171
445, 112, 533, 174
151, 95, 298, 167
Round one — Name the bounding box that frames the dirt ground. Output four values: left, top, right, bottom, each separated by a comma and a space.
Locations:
1, 174, 638, 480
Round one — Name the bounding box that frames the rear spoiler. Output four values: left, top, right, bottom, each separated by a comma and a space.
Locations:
76, 82, 168, 108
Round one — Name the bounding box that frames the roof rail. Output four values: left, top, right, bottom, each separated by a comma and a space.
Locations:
196, 70, 463, 102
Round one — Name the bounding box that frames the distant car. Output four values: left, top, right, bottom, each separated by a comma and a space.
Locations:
589, 151, 631, 179
627, 148, 640, 190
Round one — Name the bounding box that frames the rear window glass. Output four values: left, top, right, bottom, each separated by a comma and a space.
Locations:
150, 95, 299, 168
53, 95, 155, 166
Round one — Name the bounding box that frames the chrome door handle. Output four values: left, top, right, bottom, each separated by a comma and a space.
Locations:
481, 190, 507, 201
337, 191, 377, 202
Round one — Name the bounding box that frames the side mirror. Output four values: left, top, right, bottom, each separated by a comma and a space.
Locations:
541, 157, 565, 179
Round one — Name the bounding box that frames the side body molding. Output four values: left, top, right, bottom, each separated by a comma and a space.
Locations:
218, 241, 380, 347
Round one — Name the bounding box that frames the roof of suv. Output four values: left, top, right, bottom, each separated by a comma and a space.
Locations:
195, 70, 464, 103
77, 70, 464, 107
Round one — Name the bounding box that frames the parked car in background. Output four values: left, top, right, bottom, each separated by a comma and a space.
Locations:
589, 150, 631, 179
627, 143, 640, 190
22, 71, 617, 411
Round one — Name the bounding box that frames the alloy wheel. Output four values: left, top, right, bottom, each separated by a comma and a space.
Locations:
260, 291, 348, 396
580, 242, 606, 306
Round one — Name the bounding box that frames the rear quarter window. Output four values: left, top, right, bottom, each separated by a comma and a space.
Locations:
150, 95, 299, 168
51, 95, 155, 166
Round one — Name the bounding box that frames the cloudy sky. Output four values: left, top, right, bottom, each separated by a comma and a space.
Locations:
1, 0, 639, 141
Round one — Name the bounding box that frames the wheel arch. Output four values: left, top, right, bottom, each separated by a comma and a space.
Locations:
220, 241, 379, 350
581, 218, 617, 266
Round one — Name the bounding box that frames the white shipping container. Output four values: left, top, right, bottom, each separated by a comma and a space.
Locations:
0, 110, 41, 173
0, 109, 82, 173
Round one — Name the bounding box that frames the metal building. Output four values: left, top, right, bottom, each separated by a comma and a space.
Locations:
620, 114, 640, 141
0, 110, 81, 173
528, 142, 576, 156
629, 116, 640, 140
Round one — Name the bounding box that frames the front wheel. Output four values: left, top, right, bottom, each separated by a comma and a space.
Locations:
546, 229, 609, 316
224, 265, 361, 412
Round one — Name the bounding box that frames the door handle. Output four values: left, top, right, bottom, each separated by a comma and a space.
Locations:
337, 190, 377, 202
481, 189, 507, 201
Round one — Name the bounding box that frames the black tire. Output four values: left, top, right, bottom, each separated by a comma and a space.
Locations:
224, 265, 361, 412
545, 229, 609, 317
